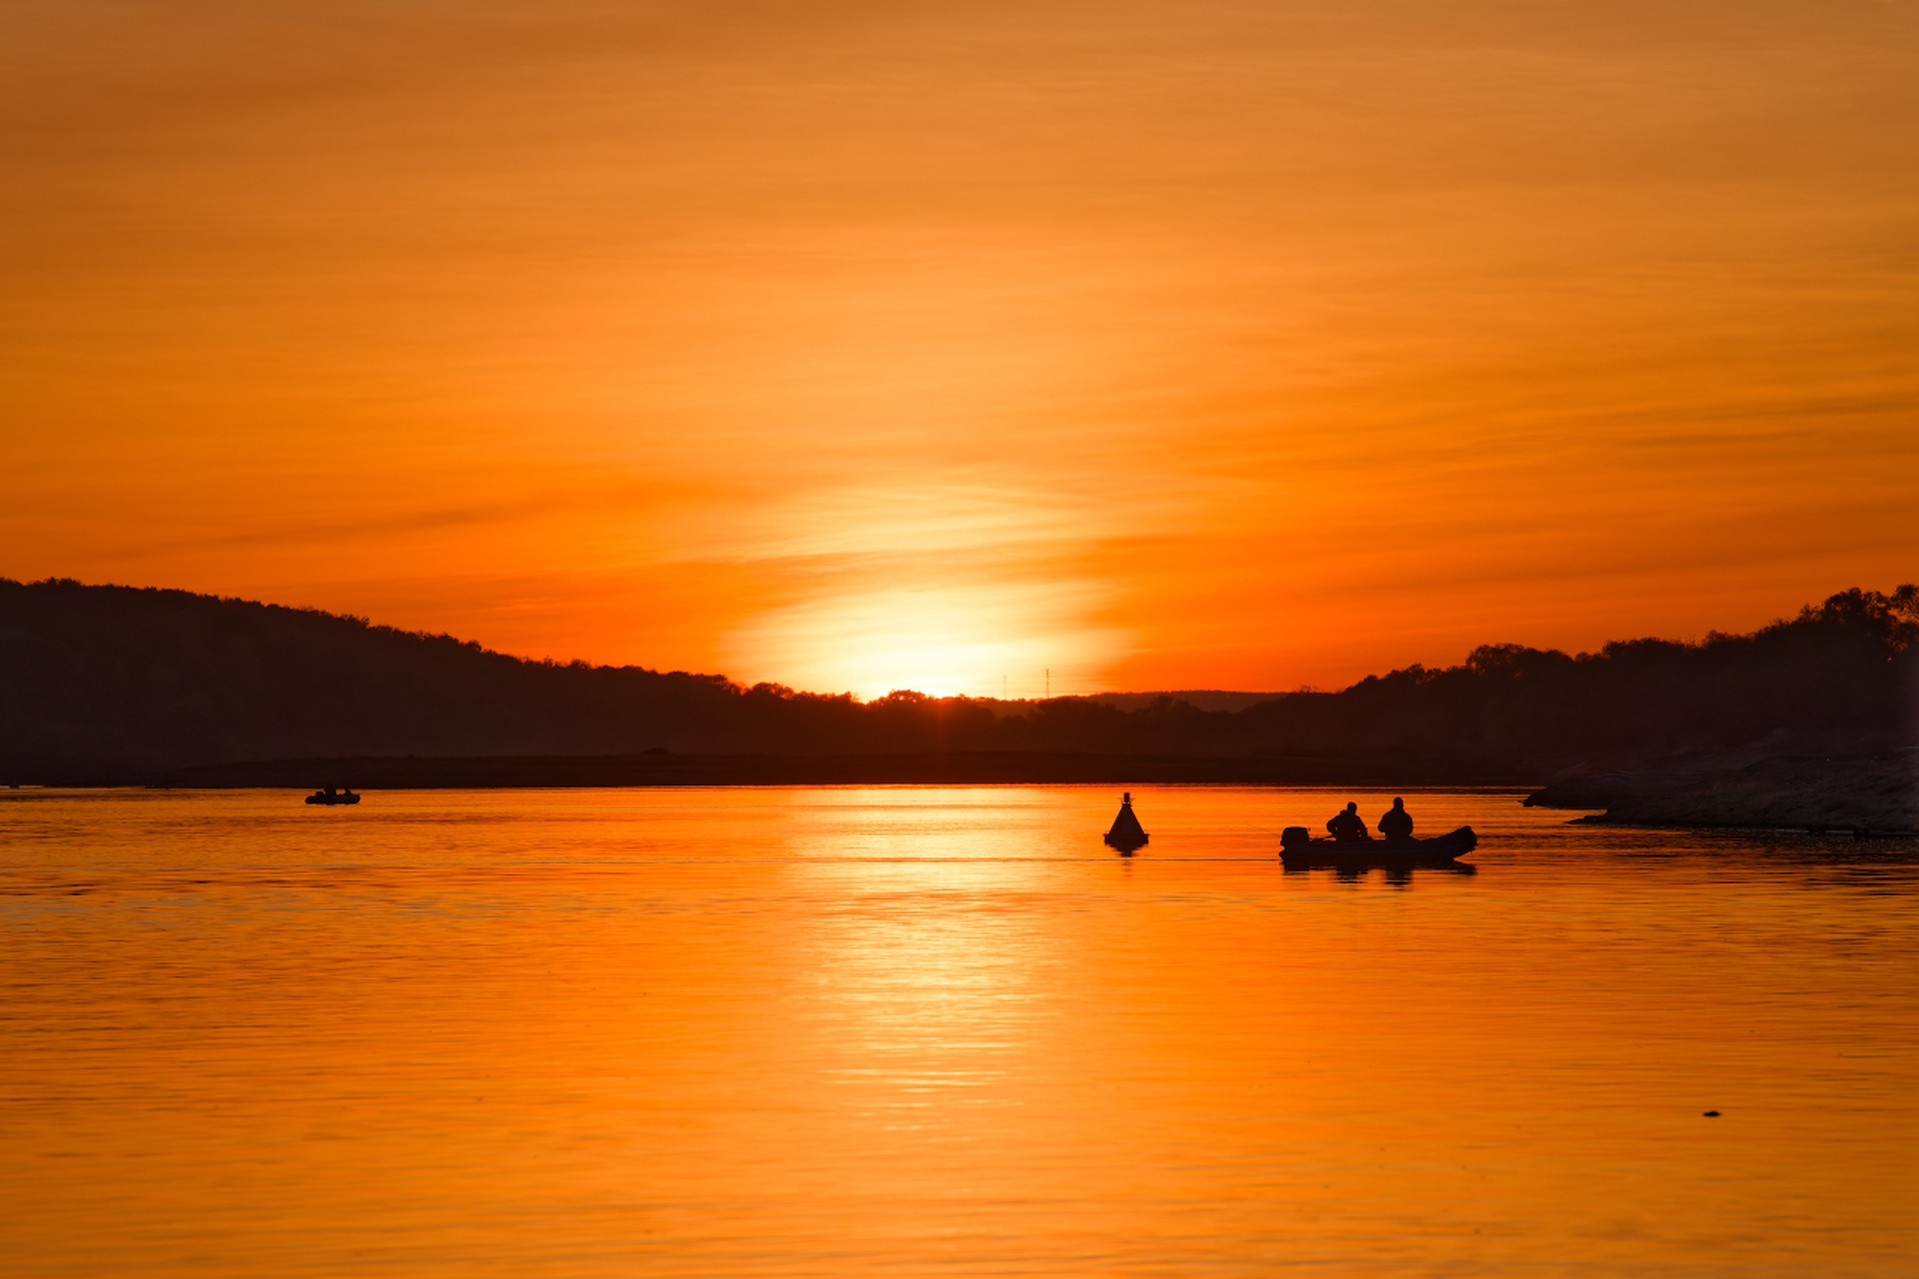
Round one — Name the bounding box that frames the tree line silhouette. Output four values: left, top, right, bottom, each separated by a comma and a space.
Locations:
1, 578, 1912, 784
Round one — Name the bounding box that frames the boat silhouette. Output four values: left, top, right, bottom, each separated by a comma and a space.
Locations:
304, 787, 360, 806
1279, 825, 1475, 870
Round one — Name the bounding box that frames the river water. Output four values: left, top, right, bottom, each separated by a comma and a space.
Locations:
2, 786, 1913, 1277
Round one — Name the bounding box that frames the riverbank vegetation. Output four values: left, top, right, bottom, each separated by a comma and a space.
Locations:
3, 579, 1912, 829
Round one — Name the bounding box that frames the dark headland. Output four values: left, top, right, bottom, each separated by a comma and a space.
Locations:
2, 578, 1913, 833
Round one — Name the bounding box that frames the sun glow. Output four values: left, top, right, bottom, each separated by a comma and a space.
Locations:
725, 583, 1127, 700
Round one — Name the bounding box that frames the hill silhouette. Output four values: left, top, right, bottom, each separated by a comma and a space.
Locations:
2, 578, 1914, 828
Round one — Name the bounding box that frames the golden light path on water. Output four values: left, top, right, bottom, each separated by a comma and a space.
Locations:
1, 787, 1914, 1276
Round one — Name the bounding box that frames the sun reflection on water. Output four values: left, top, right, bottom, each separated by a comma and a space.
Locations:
774, 792, 1065, 1136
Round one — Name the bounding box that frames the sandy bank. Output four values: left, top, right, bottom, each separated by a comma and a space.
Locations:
1526, 749, 1919, 834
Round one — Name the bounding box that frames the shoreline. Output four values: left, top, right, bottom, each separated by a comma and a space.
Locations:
1566, 814, 1917, 838
1525, 748, 1919, 836
138, 751, 1533, 790
12, 748, 1912, 837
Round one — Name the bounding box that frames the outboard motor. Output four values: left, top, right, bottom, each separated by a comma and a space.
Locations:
1280, 826, 1311, 852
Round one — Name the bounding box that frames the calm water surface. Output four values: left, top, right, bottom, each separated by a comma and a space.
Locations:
2, 786, 1914, 1277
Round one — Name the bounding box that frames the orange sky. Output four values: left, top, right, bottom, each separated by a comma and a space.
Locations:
4, 1, 1916, 697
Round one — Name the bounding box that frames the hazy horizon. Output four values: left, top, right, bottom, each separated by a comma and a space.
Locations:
13, 572, 1906, 705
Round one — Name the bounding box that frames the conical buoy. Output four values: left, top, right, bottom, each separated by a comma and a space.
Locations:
1104, 791, 1149, 854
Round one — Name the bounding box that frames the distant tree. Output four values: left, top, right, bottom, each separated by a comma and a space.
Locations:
2, 578, 1911, 782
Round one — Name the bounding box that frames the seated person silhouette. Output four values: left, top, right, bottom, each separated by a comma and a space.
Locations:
1378, 797, 1413, 841
1326, 802, 1370, 842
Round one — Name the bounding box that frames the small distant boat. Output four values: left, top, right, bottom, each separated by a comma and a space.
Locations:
1279, 825, 1475, 870
1105, 792, 1149, 853
305, 788, 360, 806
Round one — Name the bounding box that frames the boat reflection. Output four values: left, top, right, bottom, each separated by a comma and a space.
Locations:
1284, 861, 1480, 885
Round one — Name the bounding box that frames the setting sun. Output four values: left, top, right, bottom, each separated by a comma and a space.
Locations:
726, 583, 1126, 700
